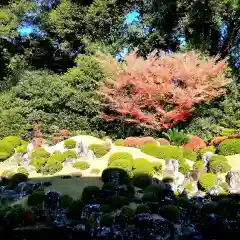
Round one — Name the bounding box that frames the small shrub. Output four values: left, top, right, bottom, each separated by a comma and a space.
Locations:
59, 195, 74, 209
200, 146, 216, 156
142, 192, 158, 202
159, 205, 180, 222
193, 161, 204, 170
123, 137, 157, 147
101, 168, 130, 184
1, 170, 15, 178
162, 128, 189, 146
209, 154, 228, 163
16, 144, 27, 153
156, 138, 170, 145
183, 148, 197, 161
210, 136, 228, 146
31, 147, 50, 160
179, 160, 191, 175
144, 184, 165, 200
90, 168, 100, 174
218, 139, 240, 155
135, 204, 150, 214
209, 159, 231, 174
183, 136, 206, 150
141, 142, 159, 155
199, 173, 217, 191
62, 150, 77, 159
17, 168, 29, 177
109, 159, 133, 172
100, 214, 114, 227
81, 186, 100, 204
68, 199, 85, 220
152, 161, 162, 174
88, 143, 110, 157
73, 161, 90, 170
2, 136, 22, 148
120, 206, 135, 219
184, 183, 193, 191
40, 159, 63, 175
114, 139, 124, 146
64, 139, 76, 149
220, 182, 229, 191
108, 152, 133, 165
0, 141, 14, 160
133, 158, 154, 176
100, 205, 113, 213
177, 196, 190, 208
132, 174, 152, 189
0, 152, 12, 161
27, 190, 45, 207
107, 196, 129, 209
10, 173, 28, 186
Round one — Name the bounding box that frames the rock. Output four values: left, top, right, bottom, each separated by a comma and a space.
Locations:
188, 169, 201, 182
202, 151, 214, 167
175, 172, 184, 186
226, 171, 240, 193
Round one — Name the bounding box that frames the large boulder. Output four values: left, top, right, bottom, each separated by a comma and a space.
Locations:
226, 171, 240, 193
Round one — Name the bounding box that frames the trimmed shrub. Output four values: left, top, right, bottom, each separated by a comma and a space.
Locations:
183, 136, 206, 150
88, 143, 110, 157
90, 168, 100, 174
31, 157, 48, 168
152, 161, 162, 174
107, 196, 129, 209
209, 154, 228, 163
142, 192, 158, 202
200, 146, 216, 156
114, 139, 124, 146
108, 152, 133, 165
17, 168, 29, 177
73, 161, 90, 170
156, 138, 170, 145
199, 173, 217, 191
132, 174, 152, 189
81, 186, 100, 204
2, 136, 21, 148
177, 196, 190, 208
133, 158, 154, 176
16, 144, 27, 153
100, 205, 113, 213
64, 139, 76, 149
123, 137, 157, 147
193, 161, 204, 170
0, 152, 12, 161
10, 173, 28, 186
100, 214, 114, 227
120, 206, 135, 219
1, 170, 15, 178
183, 148, 197, 161
109, 159, 133, 172
218, 139, 240, 155
220, 182, 229, 191
209, 159, 231, 174
59, 195, 74, 209
179, 160, 191, 175
101, 168, 130, 184
144, 184, 166, 200
0, 140, 14, 161
31, 147, 50, 160
184, 183, 193, 191
27, 190, 45, 207
159, 205, 180, 222
135, 204, 150, 214
62, 150, 77, 159
68, 199, 85, 221
40, 159, 63, 175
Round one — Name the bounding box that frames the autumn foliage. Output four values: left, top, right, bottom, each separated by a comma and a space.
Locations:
183, 136, 206, 150
123, 137, 157, 147
97, 50, 230, 131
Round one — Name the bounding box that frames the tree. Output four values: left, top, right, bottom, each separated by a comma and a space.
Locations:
98, 50, 230, 131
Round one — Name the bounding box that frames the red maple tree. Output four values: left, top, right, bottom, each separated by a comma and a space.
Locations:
97, 50, 231, 131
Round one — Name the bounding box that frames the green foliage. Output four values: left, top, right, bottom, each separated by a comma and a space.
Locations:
31, 147, 51, 160
109, 159, 133, 172
209, 154, 228, 163
107, 195, 129, 209
0, 151, 12, 161
27, 190, 45, 207
73, 161, 90, 170
179, 160, 191, 175
17, 168, 29, 177
120, 206, 135, 219
141, 144, 183, 161
114, 139, 124, 146
1, 169, 15, 178
90, 168, 100, 174
183, 148, 197, 161
132, 173, 152, 189
133, 158, 154, 176
81, 186, 100, 204
152, 161, 162, 174
10, 173, 28, 186
199, 173, 217, 191
88, 143, 110, 157
209, 159, 231, 174
218, 139, 240, 155
100, 214, 114, 227
193, 160, 204, 170
108, 152, 133, 165
135, 204, 150, 214
162, 128, 189, 146
220, 182, 229, 191
100, 205, 113, 213
59, 195, 74, 209
16, 144, 27, 153
200, 146, 216, 157
101, 168, 130, 184
142, 192, 158, 202
68, 199, 85, 221
159, 205, 180, 222
2, 136, 21, 148
62, 150, 77, 159
184, 183, 193, 191
177, 196, 190, 208
64, 139, 76, 149
0, 140, 14, 161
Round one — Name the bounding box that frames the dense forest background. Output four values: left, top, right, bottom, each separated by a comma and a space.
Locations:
0, 0, 240, 141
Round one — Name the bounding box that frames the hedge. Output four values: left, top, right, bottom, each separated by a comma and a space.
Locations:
218, 139, 240, 155
199, 173, 217, 191
2, 136, 22, 148
59, 195, 74, 209
107, 195, 129, 209
17, 168, 29, 177
193, 160, 204, 170
31, 147, 50, 160
27, 190, 45, 207
209, 159, 231, 174
114, 139, 124, 146
64, 139, 76, 149
108, 152, 133, 166
133, 158, 154, 176
62, 150, 77, 159
101, 168, 130, 184
88, 143, 110, 157
81, 186, 100, 204
120, 206, 135, 219
10, 173, 28, 186
0, 140, 14, 161
109, 159, 133, 172
159, 205, 180, 222
132, 173, 152, 189
100, 214, 114, 227
141, 144, 183, 161
73, 161, 90, 170
135, 204, 150, 214
183, 148, 197, 161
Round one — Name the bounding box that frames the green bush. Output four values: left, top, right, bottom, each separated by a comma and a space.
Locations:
159, 205, 180, 222
62, 150, 77, 159
209, 159, 231, 174
17, 168, 29, 177
10, 173, 28, 186
81, 186, 100, 204
40, 159, 63, 175
2, 136, 22, 148
100, 214, 114, 227
59, 195, 74, 209
114, 139, 124, 146
200, 146, 216, 156
209, 154, 227, 163
1, 170, 15, 178
108, 152, 133, 165
141, 144, 183, 161
220, 182, 229, 191
0, 140, 14, 161
133, 158, 154, 176
68, 199, 85, 221
27, 190, 45, 207
101, 168, 130, 184
144, 184, 165, 200
162, 177, 174, 183
31, 147, 50, 160
64, 139, 76, 149
184, 183, 193, 191
177, 196, 190, 208
31, 157, 48, 168
135, 204, 150, 214
193, 160, 204, 170
199, 173, 217, 191
142, 192, 158, 202
179, 159, 191, 175
120, 206, 135, 219
0, 152, 12, 161
88, 143, 110, 157
132, 173, 152, 189
100, 205, 113, 213
183, 148, 197, 161
16, 144, 27, 153
73, 161, 90, 170
107, 195, 129, 209
90, 168, 100, 174
218, 139, 240, 155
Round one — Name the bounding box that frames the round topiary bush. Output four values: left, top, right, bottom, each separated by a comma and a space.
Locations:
64, 139, 76, 149
62, 150, 77, 159
183, 148, 197, 161
199, 173, 217, 191
16, 144, 27, 153
100, 214, 114, 227
88, 143, 110, 157
133, 158, 154, 176
0, 152, 12, 161
209, 154, 228, 163
114, 139, 124, 146
135, 204, 150, 214
142, 192, 158, 202
132, 173, 152, 189
27, 190, 45, 207
17, 168, 29, 177
59, 195, 74, 209
107, 195, 129, 209
101, 168, 130, 184
73, 161, 90, 170
152, 161, 162, 174
159, 205, 180, 222
141, 143, 159, 156
179, 160, 191, 175
40, 159, 63, 175
100, 204, 113, 213
120, 206, 135, 219
193, 160, 204, 170
1, 170, 15, 178
183, 136, 206, 150
81, 186, 100, 204
200, 146, 216, 157
2, 136, 22, 148
144, 184, 165, 200
0, 140, 15, 161
31, 147, 51, 160
177, 196, 190, 208
184, 183, 193, 191
218, 139, 240, 155
109, 159, 133, 172
209, 159, 231, 174
108, 152, 133, 165
90, 168, 100, 174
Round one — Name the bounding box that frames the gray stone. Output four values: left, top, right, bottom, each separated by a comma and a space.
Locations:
226, 171, 240, 193
202, 151, 214, 167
